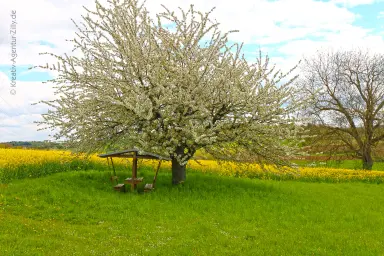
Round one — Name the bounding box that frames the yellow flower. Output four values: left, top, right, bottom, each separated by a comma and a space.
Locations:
1, 148, 384, 183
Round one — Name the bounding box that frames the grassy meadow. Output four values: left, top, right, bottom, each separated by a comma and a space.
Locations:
1, 148, 384, 255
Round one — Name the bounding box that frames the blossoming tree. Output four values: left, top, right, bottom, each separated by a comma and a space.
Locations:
35, 0, 301, 184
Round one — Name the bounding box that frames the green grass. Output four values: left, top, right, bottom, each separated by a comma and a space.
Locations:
1, 169, 384, 255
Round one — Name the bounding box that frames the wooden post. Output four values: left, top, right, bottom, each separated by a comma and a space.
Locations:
110, 157, 118, 184
132, 152, 138, 191
153, 160, 162, 188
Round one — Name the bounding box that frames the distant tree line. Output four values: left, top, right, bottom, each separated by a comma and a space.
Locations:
0, 141, 66, 149
299, 124, 384, 162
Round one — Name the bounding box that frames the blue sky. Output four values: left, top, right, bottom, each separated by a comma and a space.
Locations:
0, 0, 383, 142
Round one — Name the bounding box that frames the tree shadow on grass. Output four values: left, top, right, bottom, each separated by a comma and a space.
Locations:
0, 170, 287, 226
31, 169, 280, 197
2, 169, 281, 205
148, 170, 280, 199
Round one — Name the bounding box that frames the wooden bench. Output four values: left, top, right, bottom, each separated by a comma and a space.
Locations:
144, 183, 154, 192
144, 160, 162, 192
113, 183, 125, 192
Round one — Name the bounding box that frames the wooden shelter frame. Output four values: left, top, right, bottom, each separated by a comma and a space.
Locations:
98, 149, 171, 192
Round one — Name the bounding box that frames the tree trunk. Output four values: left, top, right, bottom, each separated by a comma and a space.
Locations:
171, 146, 195, 185
171, 157, 186, 185
362, 147, 373, 170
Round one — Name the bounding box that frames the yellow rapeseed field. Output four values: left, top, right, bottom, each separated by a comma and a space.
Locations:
0, 148, 124, 168
0, 148, 71, 167
186, 159, 384, 182
1, 148, 384, 183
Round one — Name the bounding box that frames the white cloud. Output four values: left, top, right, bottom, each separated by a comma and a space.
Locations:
0, 122, 52, 141
0, 72, 56, 141
331, 0, 378, 7
143, 0, 359, 44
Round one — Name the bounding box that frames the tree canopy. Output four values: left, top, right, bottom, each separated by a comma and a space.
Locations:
34, 0, 301, 184
299, 49, 384, 170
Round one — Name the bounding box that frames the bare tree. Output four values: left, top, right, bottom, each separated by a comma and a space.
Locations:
299, 49, 384, 170
33, 0, 301, 184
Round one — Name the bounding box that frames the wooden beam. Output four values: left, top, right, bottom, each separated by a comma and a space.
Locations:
110, 157, 118, 184
132, 151, 138, 190
153, 160, 162, 189
101, 155, 166, 160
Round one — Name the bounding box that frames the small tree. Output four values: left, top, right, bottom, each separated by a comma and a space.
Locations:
299, 49, 384, 170
35, 0, 301, 184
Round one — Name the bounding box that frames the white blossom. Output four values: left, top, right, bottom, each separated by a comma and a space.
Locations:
34, 0, 302, 168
